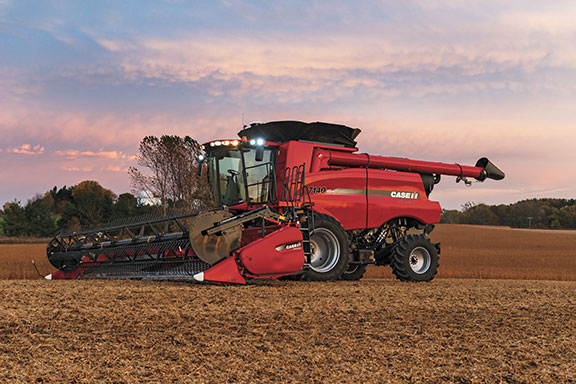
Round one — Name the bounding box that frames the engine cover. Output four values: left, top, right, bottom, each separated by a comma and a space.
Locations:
236, 226, 305, 276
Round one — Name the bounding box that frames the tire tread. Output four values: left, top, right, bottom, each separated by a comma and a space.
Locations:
390, 234, 439, 282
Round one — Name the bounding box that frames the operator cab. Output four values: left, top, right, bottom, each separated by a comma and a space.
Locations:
203, 139, 278, 207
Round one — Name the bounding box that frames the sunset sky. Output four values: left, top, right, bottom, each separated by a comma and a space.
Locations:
1, 1, 575, 209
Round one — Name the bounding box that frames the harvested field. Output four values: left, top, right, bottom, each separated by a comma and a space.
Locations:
1, 225, 575, 383
366, 224, 576, 281
0, 279, 575, 383
0, 243, 52, 279
2, 224, 576, 281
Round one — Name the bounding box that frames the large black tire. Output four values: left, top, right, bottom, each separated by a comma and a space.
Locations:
374, 245, 396, 266
340, 264, 367, 281
390, 234, 439, 282
302, 213, 349, 281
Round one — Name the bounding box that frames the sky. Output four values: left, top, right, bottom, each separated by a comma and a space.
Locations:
1, 0, 575, 210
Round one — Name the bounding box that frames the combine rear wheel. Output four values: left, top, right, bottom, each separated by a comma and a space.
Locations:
303, 213, 349, 281
390, 234, 438, 282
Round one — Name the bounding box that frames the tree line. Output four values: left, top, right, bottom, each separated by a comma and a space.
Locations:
0, 182, 151, 237
2, 134, 574, 237
0, 135, 211, 238
441, 199, 576, 229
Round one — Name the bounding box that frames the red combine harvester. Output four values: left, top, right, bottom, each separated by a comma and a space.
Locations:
46, 121, 504, 284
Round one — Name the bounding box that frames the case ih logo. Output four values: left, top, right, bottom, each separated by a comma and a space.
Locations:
276, 242, 302, 252
390, 191, 420, 200
284, 242, 302, 250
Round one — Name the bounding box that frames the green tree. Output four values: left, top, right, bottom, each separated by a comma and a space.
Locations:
49, 185, 73, 214
71, 181, 115, 228
57, 181, 115, 230
113, 193, 138, 220
559, 205, 576, 229
24, 194, 58, 237
1, 201, 26, 236
440, 209, 462, 224
58, 201, 80, 232
461, 203, 499, 226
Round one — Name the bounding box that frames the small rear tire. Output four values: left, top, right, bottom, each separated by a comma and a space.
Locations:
340, 264, 367, 281
391, 234, 439, 282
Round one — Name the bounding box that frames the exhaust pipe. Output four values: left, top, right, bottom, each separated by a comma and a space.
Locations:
475, 158, 505, 181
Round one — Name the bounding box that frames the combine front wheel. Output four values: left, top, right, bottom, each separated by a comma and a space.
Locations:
303, 214, 349, 281
391, 235, 438, 282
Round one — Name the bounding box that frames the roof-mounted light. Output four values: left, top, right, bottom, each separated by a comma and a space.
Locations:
231, 140, 239, 146
214, 141, 222, 146
250, 139, 256, 145
256, 138, 265, 146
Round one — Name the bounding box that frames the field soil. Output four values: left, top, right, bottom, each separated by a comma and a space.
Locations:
2, 224, 576, 280
366, 224, 576, 280
1, 279, 574, 383
1, 224, 575, 383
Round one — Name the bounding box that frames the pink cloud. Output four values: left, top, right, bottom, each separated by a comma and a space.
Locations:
0, 105, 239, 151
101, 165, 128, 172
7, 144, 45, 155
61, 166, 94, 172
54, 149, 122, 160
82, 28, 574, 103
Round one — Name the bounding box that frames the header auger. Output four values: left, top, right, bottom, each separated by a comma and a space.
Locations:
46, 121, 504, 284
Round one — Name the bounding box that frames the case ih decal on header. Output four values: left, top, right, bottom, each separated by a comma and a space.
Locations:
46, 121, 504, 284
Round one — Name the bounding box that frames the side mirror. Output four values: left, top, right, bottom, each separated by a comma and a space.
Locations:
255, 147, 264, 162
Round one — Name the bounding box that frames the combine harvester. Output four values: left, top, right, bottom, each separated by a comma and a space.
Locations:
46, 121, 504, 284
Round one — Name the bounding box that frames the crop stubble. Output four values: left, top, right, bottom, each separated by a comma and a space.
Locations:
1, 224, 575, 383
0, 279, 574, 383
367, 224, 576, 280
2, 224, 576, 280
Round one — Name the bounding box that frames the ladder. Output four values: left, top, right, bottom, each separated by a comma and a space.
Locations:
282, 164, 314, 263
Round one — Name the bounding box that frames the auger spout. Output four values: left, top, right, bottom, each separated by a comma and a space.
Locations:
311, 149, 505, 182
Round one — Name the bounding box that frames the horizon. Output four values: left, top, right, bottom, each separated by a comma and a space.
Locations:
1, 1, 575, 210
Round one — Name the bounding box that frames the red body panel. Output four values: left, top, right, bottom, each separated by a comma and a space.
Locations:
271, 139, 500, 229
275, 141, 357, 202
236, 226, 304, 276
305, 169, 368, 230
240, 225, 283, 247
366, 169, 440, 226
50, 268, 86, 279
276, 141, 447, 229
202, 256, 246, 284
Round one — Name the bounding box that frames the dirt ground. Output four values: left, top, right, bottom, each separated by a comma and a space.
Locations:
1, 279, 574, 383
3, 224, 576, 281
366, 224, 576, 281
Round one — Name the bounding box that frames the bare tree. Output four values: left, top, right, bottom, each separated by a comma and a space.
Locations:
129, 135, 212, 215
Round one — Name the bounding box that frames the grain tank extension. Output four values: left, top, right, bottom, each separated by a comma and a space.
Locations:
46, 121, 504, 284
